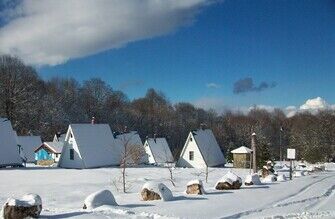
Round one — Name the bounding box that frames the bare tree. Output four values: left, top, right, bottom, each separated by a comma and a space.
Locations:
116, 131, 145, 193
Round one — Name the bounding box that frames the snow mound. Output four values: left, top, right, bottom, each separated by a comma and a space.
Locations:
6, 194, 42, 207
245, 173, 262, 185
83, 190, 117, 210
293, 171, 306, 177
325, 163, 335, 171
142, 182, 173, 201
262, 175, 277, 183
277, 174, 287, 182
187, 179, 202, 186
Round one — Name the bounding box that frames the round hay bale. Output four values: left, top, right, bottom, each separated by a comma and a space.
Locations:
186, 180, 205, 195
2, 194, 42, 219
141, 182, 173, 201
215, 172, 242, 190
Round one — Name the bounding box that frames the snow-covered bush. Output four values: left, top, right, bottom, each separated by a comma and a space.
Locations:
141, 182, 173, 201
293, 171, 304, 177
215, 171, 242, 190
261, 174, 277, 183
277, 174, 287, 182
244, 173, 262, 186
186, 179, 205, 195
83, 190, 117, 210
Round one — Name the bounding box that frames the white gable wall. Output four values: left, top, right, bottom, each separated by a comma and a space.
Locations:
0, 118, 22, 167
144, 141, 155, 164
58, 127, 84, 168
177, 133, 207, 168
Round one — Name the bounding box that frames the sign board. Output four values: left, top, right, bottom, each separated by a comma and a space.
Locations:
287, 148, 296, 160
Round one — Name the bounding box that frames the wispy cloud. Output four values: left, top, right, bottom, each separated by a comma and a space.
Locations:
0, 0, 211, 66
206, 83, 221, 89
233, 77, 277, 94
118, 79, 144, 90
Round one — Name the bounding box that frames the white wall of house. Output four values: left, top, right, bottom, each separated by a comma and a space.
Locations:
58, 128, 84, 168
177, 133, 207, 168
144, 141, 155, 164
51, 153, 61, 162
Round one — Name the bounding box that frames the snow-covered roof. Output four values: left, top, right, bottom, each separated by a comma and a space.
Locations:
65, 124, 119, 168
53, 133, 65, 142
145, 138, 174, 163
41, 141, 64, 153
115, 131, 146, 164
231, 146, 252, 154
0, 118, 22, 166
17, 136, 42, 162
191, 129, 225, 166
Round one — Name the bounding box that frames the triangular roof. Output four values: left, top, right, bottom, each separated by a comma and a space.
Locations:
60, 124, 119, 168
17, 136, 42, 162
0, 118, 22, 167
35, 141, 63, 154
231, 146, 252, 154
180, 129, 225, 167
53, 133, 65, 142
114, 131, 146, 164
145, 138, 174, 163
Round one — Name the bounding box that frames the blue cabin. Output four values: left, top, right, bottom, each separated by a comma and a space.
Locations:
34, 142, 63, 163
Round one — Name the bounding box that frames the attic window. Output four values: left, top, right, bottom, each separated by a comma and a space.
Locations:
189, 151, 194, 161
70, 149, 74, 160
70, 133, 73, 138
190, 137, 193, 141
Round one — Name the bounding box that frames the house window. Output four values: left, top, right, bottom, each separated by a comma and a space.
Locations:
55, 154, 59, 158
190, 137, 193, 141
189, 151, 194, 161
70, 149, 74, 160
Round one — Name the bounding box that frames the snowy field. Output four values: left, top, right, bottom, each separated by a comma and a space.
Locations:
1, 164, 335, 219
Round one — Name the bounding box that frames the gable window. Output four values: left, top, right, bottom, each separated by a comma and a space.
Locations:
189, 151, 194, 161
70, 149, 74, 160
190, 137, 193, 141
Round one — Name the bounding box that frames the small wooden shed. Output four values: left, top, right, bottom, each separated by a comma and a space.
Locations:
231, 146, 253, 168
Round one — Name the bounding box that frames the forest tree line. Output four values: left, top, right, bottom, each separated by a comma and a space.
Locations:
1, 55, 335, 165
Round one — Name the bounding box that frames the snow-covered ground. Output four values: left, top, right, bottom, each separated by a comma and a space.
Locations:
0, 164, 335, 218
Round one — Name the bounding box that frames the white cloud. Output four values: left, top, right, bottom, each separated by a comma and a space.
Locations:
0, 0, 210, 66
193, 96, 335, 117
300, 97, 329, 110
193, 97, 226, 112
249, 105, 276, 112
206, 83, 221, 89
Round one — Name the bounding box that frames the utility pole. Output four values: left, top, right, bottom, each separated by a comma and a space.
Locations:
251, 133, 257, 173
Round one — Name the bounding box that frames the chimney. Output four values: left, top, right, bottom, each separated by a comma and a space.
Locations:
91, 117, 95, 125
251, 132, 257, 173
200, 123, 206, 130
154, 133, 157, 143
124, 126, 128, 133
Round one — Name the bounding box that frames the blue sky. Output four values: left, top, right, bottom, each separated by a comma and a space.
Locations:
1, 0, 334, 112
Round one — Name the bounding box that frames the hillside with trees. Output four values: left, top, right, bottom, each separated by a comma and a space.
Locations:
1, 55, 334, 164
